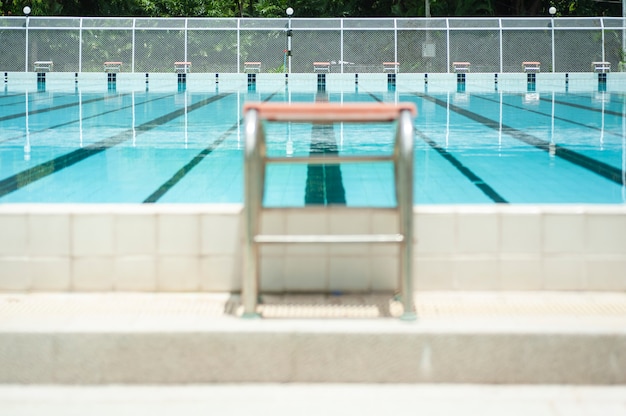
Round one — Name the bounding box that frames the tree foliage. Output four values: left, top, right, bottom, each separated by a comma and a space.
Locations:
1, 0, 621, 17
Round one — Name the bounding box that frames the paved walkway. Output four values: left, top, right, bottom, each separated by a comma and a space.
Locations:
0, 384, 625, 415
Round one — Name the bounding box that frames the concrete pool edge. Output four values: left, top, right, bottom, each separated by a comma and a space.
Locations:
0, 203, 625, 293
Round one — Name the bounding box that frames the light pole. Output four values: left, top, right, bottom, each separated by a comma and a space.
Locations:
24, 6, 31, 72
286, 7, 293, 73
549, 7, 556, 73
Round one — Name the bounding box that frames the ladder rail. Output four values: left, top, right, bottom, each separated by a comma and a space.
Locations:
243, 102, 416, 320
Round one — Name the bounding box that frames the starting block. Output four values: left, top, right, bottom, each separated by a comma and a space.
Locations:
383, 62, 400, 73
452, 62, 471, 73
104, 62, 122, 73
592, 61, 611, 73
244, 62, 262, 73
33, 61, 53, 72
313, 62, 331, 73
522, 61, 541, 73
175, 62, 191, 73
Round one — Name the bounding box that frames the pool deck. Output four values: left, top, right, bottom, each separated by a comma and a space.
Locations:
1, 291, 625, 414
1, 383, 625, 416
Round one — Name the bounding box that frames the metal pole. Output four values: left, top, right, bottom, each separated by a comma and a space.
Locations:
397, 109, 415, 321
243, 109, 262, 318
24, 7, 31, 72
79, 18, 82, 72
132, 18, 136, 73
286, 7, 293, 73
550, 7, 556, 72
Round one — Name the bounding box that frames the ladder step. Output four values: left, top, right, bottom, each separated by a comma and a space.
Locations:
254, 234, 404, 244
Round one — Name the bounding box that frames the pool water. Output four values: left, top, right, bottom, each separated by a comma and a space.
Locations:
0, 86, 625, 205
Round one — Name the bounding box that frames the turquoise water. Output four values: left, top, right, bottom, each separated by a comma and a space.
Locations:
0, 86, 625, 204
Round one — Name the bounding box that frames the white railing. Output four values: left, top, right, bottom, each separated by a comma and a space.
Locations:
0, 16, 624, 73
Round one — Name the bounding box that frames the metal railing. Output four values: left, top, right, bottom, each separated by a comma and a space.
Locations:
243, 102, 417, 320
1, 16, 624, 73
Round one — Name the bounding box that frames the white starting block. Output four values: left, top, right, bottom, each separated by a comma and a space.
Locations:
103, 61, 122, 73
592, 61, 611, 73
33, 61, 53, 72
175, 61, 191, 73
452, 62, 471, 73
244, 62, 261, 73
383, 62, 399, 73
313, 62, 331, 73
522, 61, 541, 73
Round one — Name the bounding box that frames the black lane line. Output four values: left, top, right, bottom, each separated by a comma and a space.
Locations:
538, 93, 626, 115
143, 92, 281, 203
304, 122, 347, 205
304, 93, 346, 205
142, 124, 238, 203
0, 93, 177, 145
414, 128, 509, 203
473, 94, 625, 139
416, 93, 625, 186
365, 92, 508, 203
0, 93, 232, 199
0, 94, 127, 123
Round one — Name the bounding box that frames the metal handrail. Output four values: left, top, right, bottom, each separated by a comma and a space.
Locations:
243, 102, 417, 320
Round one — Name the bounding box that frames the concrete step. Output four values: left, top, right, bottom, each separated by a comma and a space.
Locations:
1, 292, 625, 385
2, 384, 626, 416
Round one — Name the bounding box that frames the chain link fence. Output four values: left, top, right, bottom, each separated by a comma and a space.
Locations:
1, 16, 624, 73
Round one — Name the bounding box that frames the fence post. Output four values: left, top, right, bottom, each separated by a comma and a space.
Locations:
499, 18, 503, 73
132, 18, 136, 73
184, 18, 188, 65
340, 18, 344, 74
79, 18, 83, 72
24, 13, 29, 72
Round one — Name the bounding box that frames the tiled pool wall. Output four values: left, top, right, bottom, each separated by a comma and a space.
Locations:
3, 71, 626, 93
0, 204, 625, 293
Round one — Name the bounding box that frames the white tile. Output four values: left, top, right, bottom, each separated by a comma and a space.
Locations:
158, 214, 200, 256
286, 211, 328, 235
72, 257, 114, 291
543, 213, 584, 254
114, 256, 157, 291
200, 214, 240, 255
416, 213, 455, 254
414, 258, 454, 290
500, 213, 541, 254
115, 215, 156, 255
284, 256, 327, 291
30, 258, 71, 291
0, 214, 27, 256
157, 256, 200, 291
0, 258, 31, 290
370, 256, 399, 291
586, 214, 626, 254
258, 255, 284, 292
259, 211, 286, 235
28, 214, 70, 256
329, 256, 371, 291
454, 258, 500, 290
585, 259, 626, 291
457, 214, 498, 254
200, 256, 238, 292
499, 258, 543, 290
543, 257, 586, 290
72, 215, 115, 256
372, 210, 399, 234
328, 210, 370, 234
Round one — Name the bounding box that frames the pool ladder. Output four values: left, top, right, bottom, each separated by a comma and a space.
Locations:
243, 102, 417, 320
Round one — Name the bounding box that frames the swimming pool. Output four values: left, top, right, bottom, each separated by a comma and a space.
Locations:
1, 74, 625, 205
